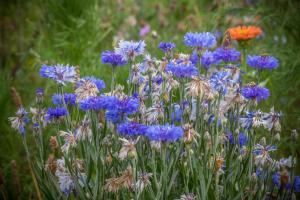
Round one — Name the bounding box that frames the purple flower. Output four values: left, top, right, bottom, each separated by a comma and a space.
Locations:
158, 42, 176, 52
139, 24, 151, 37
115, 40, 146, 60
190, 51, 199, 65
239, 132, 248, 146
166, 62, 198, 78
52, 93, 77, 106
9, 107, 30, 136
241, 84, 270, 102
46, 107, 68, 121
247, 55, 279, 70
117, 122, 148, 136
145, 125, 183, 142
101, 51, 127, 66
40, 64, 77, 85
79, 76, 106, 92
210, 71, 231, 95
201, 50, 220, 69
171, 104, 182, 123
213, 47, 240, 62
294, 176, 300, 192
184, 32, 216, 49
79, 96, 118, 111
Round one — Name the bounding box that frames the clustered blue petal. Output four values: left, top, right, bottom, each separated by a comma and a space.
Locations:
241, 85, 270, 102
115, 40, 146, 60
210, 71, 231, 95
201, 50, 220, 69
247, 55, 279, 70
46, 107, 68, 121
145, 125, 183, 142
40, 64, 77, 85
166, 62, 198, 78
52, 93, 76, 106
190, 51, 199, 65
79, 96, 118, 111
81, 76, 106, 92
184, 32, 216, 49
117, 122, 148, 136
213, 47, 241, 62
158, 42, 176, 52
294, 176, 300, 192
171, 104, 182, 123
101, 50, 127, 66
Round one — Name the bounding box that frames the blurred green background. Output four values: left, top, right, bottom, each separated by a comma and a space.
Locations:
1, 0, 299, 199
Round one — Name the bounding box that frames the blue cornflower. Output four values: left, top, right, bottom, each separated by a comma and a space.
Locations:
115, 40, 146, 60
46, 107, 68, 121
184, 32, 216, 49
240, 111, 264, 129
213, 47, 241, 62
247, 55, 279, 70
241, 84, 270, 102
190, 51, 199, 65
171, 104, 182, 123
253, 144, 277, 165
294, 176, 300, 192
166, 62, 198, 78
36, 88, 44, 96
80, 76, 106, 92
40, 64, 77, 85
145, 125, 183, 142
210, 71, 231, 95
272, 171, 292, 190
201, 50, 220, 69
52, 93, 76, 106
117, 122, 148, 136
79, 95, 118, 111
226, 132, 248, 147
158, 42, 176, 52
9, 107, 30, 136
101, 50, 127, 66
239, 132, 248, 146
105, 97, 139, 123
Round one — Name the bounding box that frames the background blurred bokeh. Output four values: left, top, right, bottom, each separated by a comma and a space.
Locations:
1, 0, 299, 199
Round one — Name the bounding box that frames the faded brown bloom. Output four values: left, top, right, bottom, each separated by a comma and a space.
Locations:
75, 80, 99, 101
104, 166, 133, 193
186, 77, 214, 100
45, 154, 57, 174
183, 124, 199, 144
119, 138, 138, 160
49, 136, 58, 151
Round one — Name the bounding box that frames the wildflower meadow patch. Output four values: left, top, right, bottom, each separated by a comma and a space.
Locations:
9, 26, 299, 200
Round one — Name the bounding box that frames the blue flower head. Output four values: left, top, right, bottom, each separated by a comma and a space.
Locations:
239, 132, 248, 146
294, 176, 300, 192
171, 104, 182, 123
190, 51, 199, 65
210, 71, 231, 95
40, 64, 77, 85
46, 107, 68, 121
158, 42, 176, 52
52, 93, 76, 106
101, 50, 127, 66
117, 122, 148, 136
79, 95, 118, 111
9, 107, 30, 136
166, 62, 198, 78
213, 47, 241, 62
247, 55, 279, 70
145, 125, 183, 142
184, 32, 216, 49
115, 40, 146, 60
241, 84, 270, 102
201, 50, 220, 69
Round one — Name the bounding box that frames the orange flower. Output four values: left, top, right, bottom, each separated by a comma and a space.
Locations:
227, 26, 262, 41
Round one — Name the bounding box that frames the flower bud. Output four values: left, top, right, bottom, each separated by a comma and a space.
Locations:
291, 129, 298, 140
259, 137, 266, 146
274, 133, 280, 141
50, 136, 58, 151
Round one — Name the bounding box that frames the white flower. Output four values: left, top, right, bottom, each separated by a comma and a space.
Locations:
59, 131, 77, 153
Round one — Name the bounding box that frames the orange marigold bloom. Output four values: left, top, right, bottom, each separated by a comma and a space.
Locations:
227, 26, 262, 41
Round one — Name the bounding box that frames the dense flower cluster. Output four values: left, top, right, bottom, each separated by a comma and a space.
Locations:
10, 27, 299, 200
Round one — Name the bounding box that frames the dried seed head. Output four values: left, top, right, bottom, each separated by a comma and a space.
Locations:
11, 87, 23, 108
49, 136, 58, 151
45, 154, 57, 174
